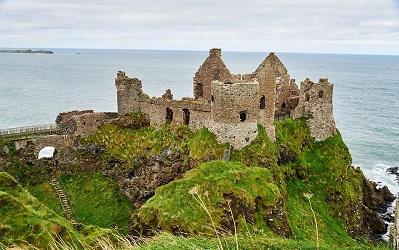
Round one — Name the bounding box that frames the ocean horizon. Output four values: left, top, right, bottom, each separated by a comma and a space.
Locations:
1, 48, 398, 197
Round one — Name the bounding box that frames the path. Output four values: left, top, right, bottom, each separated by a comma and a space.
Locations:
0, 124, 61, 141
50, 172, 81, 229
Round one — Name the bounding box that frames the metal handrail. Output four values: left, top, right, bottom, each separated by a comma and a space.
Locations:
0, 123, 61, 139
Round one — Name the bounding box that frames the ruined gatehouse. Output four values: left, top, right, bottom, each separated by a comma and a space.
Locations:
115, 48, 336, 149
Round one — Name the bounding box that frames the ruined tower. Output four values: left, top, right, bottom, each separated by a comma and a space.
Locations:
208, 79, 259, 149
252, 53, 282, 140
292, 78, 336, 141
115, 71, 147, 115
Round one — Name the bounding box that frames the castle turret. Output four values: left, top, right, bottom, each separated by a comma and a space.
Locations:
292, 78, 336, 141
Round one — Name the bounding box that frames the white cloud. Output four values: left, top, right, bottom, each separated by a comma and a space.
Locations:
0, 0, 398, 54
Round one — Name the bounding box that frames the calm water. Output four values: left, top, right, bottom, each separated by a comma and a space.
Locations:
0, 49, 398, 194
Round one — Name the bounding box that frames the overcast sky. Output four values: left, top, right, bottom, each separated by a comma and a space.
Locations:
1, 0, 398, 54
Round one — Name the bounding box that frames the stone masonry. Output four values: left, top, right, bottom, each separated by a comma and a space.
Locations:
292, 78, 336, 141
115, 48, 337, 148
56, 110, 118, 138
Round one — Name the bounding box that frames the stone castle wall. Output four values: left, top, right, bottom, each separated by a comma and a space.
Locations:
292, 78, 336, 141
13, 135, 74, 158
193, 48, 234, 101
276, 79, 300, 114
57, 111, 118, 137
208, 80, 259, 148
115, 48, 337, 149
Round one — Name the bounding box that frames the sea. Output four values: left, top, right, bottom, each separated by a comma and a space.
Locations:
0, 48, 398, 197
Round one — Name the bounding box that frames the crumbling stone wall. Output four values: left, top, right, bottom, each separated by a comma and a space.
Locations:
115, 48, 336, 149
193, 48, 234, 101
56, 110, 94, 124
253, 53, 281, 140
57, 111, 118, 137
292, 78, 336, 141
13, 135, 74, 158
115, 71, 147, 115
115, 72, 212, 130
276, 79, 300, 114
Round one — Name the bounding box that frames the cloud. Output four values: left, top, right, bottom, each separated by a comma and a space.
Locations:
0, 0, 398, 54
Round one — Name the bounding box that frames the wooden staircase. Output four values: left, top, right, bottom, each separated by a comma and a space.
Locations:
50, 173, 81, 229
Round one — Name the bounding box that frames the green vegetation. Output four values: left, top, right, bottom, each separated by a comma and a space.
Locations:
59, 172, 133, 234
0, 139, 16, 156
133, 161, 280, 236
132, 231, 391, 250
84, 123, 228, 168
0, 116, 393, 249
130, 118, 390, 249
0, 172, 115, 249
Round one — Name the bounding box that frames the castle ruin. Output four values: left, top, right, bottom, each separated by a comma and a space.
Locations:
115, 48, 336, 149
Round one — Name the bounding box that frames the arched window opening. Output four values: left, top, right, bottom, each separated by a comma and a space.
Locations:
211, 95, 214, 102
196, 82, 204, 97
305, 93, 310, 102
166, 108, 173, 123
282, 102, 286, 109
240, 111, 247, 122
182, 108, 190, 126
319, 90, 324, 98
260, 95, 265, 109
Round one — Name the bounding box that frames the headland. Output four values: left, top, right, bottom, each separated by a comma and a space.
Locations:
0, 49, 53, 54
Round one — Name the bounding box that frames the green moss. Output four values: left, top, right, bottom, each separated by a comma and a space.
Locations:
27, 182, 64, 216
188, 127, 228, 161
0, 139, 16, 156
274, 118, 368, 243
4, 159, 48, 186
1, 116, 392, 249
132, 118, 388, 248
84, 123, 228, 169
59, 172, 134, 234
231, 124, 279, 168
0, 172, 115, 249
134, 161, 280, 235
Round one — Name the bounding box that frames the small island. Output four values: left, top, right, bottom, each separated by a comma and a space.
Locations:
0, 49, 53, 54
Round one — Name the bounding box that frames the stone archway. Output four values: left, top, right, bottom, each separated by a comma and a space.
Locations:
38, 146, 56, 159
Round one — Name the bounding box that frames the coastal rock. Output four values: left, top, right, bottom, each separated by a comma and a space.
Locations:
362, 179, 395, 212
387, 166, 399, 185
103, 146, 197, 209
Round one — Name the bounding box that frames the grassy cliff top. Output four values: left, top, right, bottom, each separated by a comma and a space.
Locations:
0, 116, 392, 249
